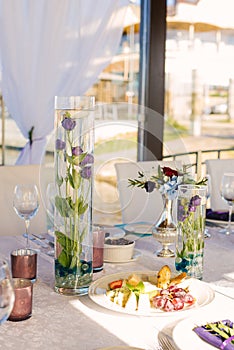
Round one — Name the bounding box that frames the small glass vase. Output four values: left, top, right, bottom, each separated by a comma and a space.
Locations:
54, 96, 95, 296
152, 193, 177, 257
175, 184, 207, 280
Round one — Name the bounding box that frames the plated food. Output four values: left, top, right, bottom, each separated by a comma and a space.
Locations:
106, 265, 193, 312
89, 266, 215, 316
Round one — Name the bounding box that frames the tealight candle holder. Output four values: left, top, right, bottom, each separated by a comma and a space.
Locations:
8, 278, 33, 322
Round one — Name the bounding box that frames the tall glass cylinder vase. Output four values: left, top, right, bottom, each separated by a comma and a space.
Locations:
54, 96, 95, 295
175, 184, 207, 280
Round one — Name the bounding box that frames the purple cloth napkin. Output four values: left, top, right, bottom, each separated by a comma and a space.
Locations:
193, 320, 234, 349
206, 209, 234, 222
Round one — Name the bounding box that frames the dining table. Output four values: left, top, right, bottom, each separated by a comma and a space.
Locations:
0, 223, 234, 350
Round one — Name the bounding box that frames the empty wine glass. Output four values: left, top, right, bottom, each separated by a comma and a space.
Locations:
0, 259, 15, 324
13, 184, 39, 247
220, 173, 234, 235
204, 174, 211, 238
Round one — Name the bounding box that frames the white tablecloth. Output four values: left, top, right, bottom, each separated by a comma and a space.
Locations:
0, 227, 234, 350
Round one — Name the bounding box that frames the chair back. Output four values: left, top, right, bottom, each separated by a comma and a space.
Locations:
0, 164, 54, 236
205, 158, 234, 211
114, 160, 182, 224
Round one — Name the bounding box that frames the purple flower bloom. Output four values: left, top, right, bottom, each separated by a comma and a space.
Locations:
144, 181, 156, 193
61, 117, 76, 131
72, 146, 83, 156
81, 166, 92, 179
191, 195, 201, 207
178, 203, 187, 221
56, 138, 65, 151
188, 204, 196, 212
80, 153, 94, 166
189, 195, 201, 212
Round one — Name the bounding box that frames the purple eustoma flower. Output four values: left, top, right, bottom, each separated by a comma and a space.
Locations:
178, 204, 186, 221
81, 166, 92, 179
191, 195, 201, 206
72, 146, 83, 156
56, 138, 66, 151
189, 195, 201, 212
80, 154, 94, 166
188, 204, 196, 212
61, 117, 76, 131
144, 181, 156, 193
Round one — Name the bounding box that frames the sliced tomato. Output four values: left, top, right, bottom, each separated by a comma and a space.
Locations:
108, 279, 123, 290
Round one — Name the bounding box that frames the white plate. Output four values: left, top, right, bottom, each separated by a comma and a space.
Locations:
88, 271, 215, 317
206, 218, 229, 225
124, 223, 153, 235
104, 249, 142, 263
173, 316, 233, 350
97, 347, 143, 350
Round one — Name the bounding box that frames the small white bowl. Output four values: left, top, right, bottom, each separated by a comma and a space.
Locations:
104, 237, 135, 262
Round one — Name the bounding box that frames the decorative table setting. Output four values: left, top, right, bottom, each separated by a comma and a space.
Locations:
0, 96, 234, 350
0, 227, 234, 350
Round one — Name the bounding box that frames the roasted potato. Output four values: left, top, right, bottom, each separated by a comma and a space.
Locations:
157, 265, 171, 289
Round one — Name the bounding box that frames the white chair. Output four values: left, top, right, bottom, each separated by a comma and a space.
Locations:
0, 164, 54, 236
114, 160, 182, 224
205, 158, 234, 211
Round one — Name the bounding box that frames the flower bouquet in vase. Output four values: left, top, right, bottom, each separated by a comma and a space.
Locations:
54, 96, 95, 296
129, 165, 207, 258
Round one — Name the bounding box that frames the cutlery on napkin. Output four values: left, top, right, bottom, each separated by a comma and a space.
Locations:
193, 319, 234, 349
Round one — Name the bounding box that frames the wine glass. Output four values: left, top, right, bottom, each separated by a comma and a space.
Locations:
0, 259, 15, 324
220, 173, 234, 235
204, 174, 211, 238
13, 184, 39, 247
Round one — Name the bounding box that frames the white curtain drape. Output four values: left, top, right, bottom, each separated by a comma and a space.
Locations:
0, 0, 128, 164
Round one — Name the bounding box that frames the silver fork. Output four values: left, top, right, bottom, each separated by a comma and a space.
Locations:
158, 333, 176, 350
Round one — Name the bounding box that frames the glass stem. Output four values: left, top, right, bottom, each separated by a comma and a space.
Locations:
226, 204, 233, 235
25, 219, 30, 247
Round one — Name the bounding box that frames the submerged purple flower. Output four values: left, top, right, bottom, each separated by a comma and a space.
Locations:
177, 204, 187, 222
72, 146, 83, 156
188, 204, 196, 212
81, 166, 92, 179
189, 195, 201, 212
61, 117, 76, 131
144, 181, 156, 193
80, 153, 94, 166
191, 195, 201, 206
56, 138, 65, 151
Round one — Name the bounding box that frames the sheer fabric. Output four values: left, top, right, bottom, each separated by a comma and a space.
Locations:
0, 0, 128, 164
